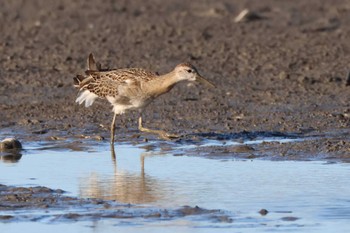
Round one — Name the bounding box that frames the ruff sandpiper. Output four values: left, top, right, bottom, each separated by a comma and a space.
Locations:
74, 54, 215, 145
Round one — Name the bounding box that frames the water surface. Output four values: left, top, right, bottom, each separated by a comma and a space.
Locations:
0, 138, 349, 232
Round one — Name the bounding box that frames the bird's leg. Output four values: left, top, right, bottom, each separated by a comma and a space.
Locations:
138, 116, 179, 140
110, 113, 117, 145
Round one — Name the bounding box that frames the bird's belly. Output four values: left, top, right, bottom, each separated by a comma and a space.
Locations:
130, 97, 153, 109
111, 97, 153, 114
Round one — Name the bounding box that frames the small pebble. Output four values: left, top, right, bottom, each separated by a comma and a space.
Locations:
259, 209, 269, 215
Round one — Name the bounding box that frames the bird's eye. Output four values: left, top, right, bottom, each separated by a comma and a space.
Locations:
187, 69, 192, 73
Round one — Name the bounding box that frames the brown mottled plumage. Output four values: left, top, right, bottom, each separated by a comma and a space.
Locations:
82, 69, 156, 98
74, 53, 215, 145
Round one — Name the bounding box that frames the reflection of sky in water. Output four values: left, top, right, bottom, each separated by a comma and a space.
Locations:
0, 139, 350, 233
174, 137, 303, 149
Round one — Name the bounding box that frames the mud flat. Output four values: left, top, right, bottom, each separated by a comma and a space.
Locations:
1, 0, 350, 151
1, 0, 350, 232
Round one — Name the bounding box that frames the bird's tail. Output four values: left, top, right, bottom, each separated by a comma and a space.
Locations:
73, 74, 86, 88
73, 74, 98, 107
73, 53, 100, 89
87, 53, 101, 71
73, 53, 100, 107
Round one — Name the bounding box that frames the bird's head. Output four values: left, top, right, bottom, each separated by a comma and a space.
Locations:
174, 63, 215, 88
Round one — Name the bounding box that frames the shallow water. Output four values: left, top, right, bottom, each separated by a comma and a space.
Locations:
1, 138, 350, 232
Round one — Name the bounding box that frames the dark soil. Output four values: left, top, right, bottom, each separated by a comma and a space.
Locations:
1, 1, 350, 156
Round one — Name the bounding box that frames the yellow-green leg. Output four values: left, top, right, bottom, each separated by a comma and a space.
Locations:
110, 113, 117, 145
138, 116, 179, 140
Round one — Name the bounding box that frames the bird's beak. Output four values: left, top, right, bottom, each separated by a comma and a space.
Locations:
196, 74, 216, 88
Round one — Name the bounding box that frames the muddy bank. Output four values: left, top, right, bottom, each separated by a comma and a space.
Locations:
0, 184, 233, 223
179, 130, 350, 162
1, 0, 350, 145
2, 128, 350, 163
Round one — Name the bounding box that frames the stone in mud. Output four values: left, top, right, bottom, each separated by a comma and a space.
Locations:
0, 138, 22, 150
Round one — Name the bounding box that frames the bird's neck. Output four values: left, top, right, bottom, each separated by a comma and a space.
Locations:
145, 71, 183, 97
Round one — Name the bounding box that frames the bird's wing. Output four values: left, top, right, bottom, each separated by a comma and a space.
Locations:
86, 68, 157, 82
82, 68, 156, 103
80, 75, 120, 98
117, 79, 142, 99
97, 68, 157, 81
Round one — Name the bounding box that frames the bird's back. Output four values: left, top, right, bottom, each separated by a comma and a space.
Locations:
74, 61, 159, 113
75, 68, 157, 98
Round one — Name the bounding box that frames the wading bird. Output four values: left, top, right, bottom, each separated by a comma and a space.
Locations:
74, 54, 215, 145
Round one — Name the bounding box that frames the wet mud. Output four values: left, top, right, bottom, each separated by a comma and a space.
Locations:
1, 0, 350, 161
1, 0, 350, 229
181, 130, 350, 162
0, 184, 233, 223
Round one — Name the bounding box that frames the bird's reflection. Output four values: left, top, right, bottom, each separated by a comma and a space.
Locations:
79, 144, 165, 204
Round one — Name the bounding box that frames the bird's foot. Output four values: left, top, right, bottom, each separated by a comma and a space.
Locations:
158, 131, 180, 140
139, 126, 180, 140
